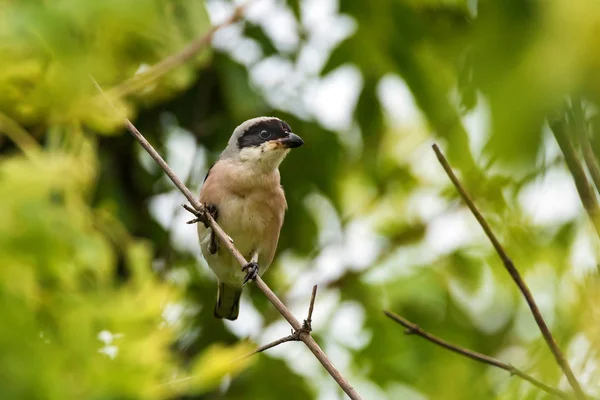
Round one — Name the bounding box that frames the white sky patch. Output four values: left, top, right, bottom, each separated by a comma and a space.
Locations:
566, 334, 599, 395
462, 93, 490, 158
386, 383, 428, 400
570, 229, 598, 279
377, 74, 424, 127
343, 219, 383, 271
148, 191, 178, 229
405, 188, 447, 221
304, 192, 343, 247
162, 113, 198, 181
541, 123, 564, 163
448, 263, 514, 334
518, 167, 581, 226
363, 243, 439, 285
330, 301, 371, 350
250, 55, 296, 89
230, 37, 263, 66
299, 0, 357, 74
409, 141, 454, 186
211, 23, 245, 52
425, 208, 479, 255
254, 1, 299, 53
137, 145, 159, 174
303, 75, 364, 156
223, 294, 264, 339
322, 341, 352, 372
350, 380, 389, 400
147, 115, 210, 255
304, 65, 363, 132
205, 0, 235, 25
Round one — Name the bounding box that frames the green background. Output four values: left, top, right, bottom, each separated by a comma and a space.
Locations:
1, 0, 599, 399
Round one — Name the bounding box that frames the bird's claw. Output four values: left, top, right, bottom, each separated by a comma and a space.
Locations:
242, 262, 259, 284
183, 203, 218, 227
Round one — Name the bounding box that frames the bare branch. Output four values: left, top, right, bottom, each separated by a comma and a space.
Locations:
242, 334, 298, 360
107, 2, 250, 99
304, 285, 318, 331
92, 88, 362, 400
432, 143, 586, 399
384, 311, 568, 399
238, 286, 319, 360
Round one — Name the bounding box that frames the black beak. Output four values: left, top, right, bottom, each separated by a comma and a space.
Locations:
281, 133, 304, 149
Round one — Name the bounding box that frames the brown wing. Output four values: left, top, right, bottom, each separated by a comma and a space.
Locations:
261, 185, 287, 267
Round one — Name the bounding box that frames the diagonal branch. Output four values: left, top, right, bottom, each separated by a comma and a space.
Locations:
107, 2, 251, 99
432, 143, 586, 400
93, 78, 362, 399
384, 311, 568, 399
237, 285, 320, 360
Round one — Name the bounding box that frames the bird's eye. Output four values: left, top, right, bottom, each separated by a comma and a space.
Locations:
259, 130, 271, 139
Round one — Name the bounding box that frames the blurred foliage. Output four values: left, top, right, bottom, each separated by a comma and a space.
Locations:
2, 0, 600, 399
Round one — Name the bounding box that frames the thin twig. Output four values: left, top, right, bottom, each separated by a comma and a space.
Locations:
107, 2, 250, 99
238, 286, 321, 360
304, 285, 318, 331
432, 143, 586, 399
93, 83, 362, 400
384, 311, 568, 399
243, 334, 298, 359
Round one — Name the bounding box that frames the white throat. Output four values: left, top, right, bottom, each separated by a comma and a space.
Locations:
237, 144, 290, 171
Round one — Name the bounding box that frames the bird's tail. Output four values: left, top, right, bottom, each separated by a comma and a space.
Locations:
214, 282, 242, 320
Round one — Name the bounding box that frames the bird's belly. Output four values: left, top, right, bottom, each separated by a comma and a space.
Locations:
219, 195, 267, 254
199, 194, 274, 286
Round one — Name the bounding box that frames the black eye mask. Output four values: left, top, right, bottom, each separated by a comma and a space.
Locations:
237, 119, 292, 149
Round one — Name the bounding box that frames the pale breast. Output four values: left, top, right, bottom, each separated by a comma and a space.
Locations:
217, 186, 284, 260
198, 160, 287, 272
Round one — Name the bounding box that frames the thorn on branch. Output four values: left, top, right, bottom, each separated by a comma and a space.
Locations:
302, 285, 318, 333
241, 285, 319, 359
404, 327, 417, 335
182, 203, 207, 225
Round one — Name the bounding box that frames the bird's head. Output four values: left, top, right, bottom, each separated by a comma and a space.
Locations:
221, 117, 304, 169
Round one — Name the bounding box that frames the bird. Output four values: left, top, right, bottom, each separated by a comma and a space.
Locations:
194, 116, 304, 320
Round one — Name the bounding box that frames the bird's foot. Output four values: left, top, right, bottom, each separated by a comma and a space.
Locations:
184, 203, 218, 228
242, 262, 259, 284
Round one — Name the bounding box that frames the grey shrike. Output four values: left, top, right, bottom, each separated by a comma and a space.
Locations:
195, 117, 303, 320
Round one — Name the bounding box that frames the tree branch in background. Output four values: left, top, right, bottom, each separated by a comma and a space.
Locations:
432, 143, 586, 400
383, 311, 568, 399
95, 72, 362, 399
571, 98, 600, 199
238, 285, 319, 360
0, 112, 41, 159
549, 114, 600, 238
107, 1, 251, 99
